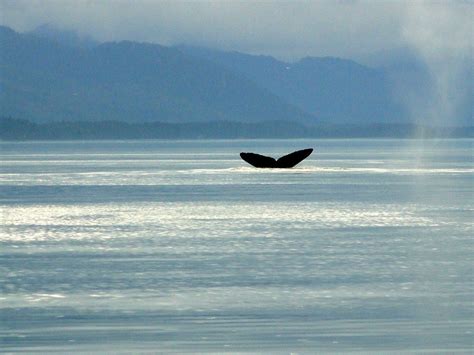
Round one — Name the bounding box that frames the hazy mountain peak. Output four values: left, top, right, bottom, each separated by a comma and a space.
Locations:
29, 23, 98, 48
0, 26, 314, 124
296, 56, 371, 70
0, 25, 16, 35
1, 25, 470, 126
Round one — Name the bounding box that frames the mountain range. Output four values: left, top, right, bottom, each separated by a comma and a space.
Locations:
0, 25, 471, 126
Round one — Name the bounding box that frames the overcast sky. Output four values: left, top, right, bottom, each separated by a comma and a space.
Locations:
1, 0, 472, 62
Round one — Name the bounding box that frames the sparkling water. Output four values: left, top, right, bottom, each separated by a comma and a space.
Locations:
1, 139, 473, 352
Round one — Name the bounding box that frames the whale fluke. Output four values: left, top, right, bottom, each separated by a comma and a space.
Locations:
240, 148, 313, 168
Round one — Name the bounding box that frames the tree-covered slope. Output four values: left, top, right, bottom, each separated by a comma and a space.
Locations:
177, 45, 407, 123
0, 26, 314, 123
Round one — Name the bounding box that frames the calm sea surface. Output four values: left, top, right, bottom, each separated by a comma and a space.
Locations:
1, 139, 473, 353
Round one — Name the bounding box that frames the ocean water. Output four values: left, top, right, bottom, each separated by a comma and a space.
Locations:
0, 139, 472, 353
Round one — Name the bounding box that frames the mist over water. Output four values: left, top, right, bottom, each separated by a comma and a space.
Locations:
400, 2, 472, 129
1, 139, 473, 352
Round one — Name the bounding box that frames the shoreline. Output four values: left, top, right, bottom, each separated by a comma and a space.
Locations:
2, 118, 472, 141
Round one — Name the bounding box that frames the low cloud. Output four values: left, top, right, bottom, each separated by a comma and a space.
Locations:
1, 1, 470, 61
399, 2, 472, 126
0, 0, 448, 61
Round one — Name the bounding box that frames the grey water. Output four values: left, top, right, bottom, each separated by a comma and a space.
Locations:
1, 139, 472, 353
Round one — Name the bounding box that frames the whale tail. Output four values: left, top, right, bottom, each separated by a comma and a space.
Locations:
240, 148, 313, 168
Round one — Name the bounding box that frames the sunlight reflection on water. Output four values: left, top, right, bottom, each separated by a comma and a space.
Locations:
1, 139, 473, 352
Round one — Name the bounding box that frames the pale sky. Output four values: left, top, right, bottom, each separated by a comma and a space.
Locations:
0, 0, 472, 62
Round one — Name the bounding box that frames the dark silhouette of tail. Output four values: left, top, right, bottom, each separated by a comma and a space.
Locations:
240, 148, 313, 168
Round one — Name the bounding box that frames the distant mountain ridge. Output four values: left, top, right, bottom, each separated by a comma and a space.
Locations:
0, 25, 471, 126
0, 26, 313, 124
177, 45, 408, 123
29, 23, 98, 49
176, 45, 472, 126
